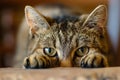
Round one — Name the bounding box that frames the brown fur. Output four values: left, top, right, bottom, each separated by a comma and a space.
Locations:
14, 5, 110, 68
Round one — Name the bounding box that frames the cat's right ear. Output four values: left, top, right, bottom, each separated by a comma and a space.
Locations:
82, 5, 107, 28
25, 6, 50, 35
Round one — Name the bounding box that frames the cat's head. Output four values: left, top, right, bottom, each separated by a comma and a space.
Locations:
24, 5, 108, 68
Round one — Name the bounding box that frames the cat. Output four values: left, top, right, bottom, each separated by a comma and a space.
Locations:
14, 5, 112, 68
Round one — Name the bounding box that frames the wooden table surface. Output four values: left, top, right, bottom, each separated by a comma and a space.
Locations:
0, 67, 120, 80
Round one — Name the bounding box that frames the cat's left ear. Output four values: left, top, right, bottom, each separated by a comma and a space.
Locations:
25, 6, 50, 35
82, 5, 107, 27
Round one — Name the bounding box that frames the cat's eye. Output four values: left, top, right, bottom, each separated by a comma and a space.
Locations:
75, 46, 89, 57
43, 47, 56, 57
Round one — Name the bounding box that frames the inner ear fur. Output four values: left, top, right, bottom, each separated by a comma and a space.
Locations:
25, 6, 50, 35
82, 5, 107, 27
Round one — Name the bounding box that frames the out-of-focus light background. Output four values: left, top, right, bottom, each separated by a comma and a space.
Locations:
0, 0, 119, 67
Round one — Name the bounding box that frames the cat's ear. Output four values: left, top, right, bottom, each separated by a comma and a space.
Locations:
82, 5, 107, 27
25, 6, 50, 35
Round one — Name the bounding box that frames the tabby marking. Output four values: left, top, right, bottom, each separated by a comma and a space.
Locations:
21, 5, 109, 69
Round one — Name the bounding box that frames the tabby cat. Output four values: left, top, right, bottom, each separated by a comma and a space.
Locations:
14, 5, 110, 69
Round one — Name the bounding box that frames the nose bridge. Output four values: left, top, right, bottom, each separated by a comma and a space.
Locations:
60, 47, 72, 67
56, 38, 73, 67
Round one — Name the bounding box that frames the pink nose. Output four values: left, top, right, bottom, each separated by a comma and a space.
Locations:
60, 59, 72, 67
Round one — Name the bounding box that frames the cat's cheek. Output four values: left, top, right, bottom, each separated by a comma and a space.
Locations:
72, 57, 82, 67
80, 53, 109, 68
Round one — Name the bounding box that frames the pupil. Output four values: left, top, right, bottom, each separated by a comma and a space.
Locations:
48, 48, 51, 53
80, 47, 84, 52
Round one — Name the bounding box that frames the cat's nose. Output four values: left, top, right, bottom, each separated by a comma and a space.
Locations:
60, 59, 72, 67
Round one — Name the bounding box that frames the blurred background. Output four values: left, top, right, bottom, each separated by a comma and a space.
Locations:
0, 0, 119, 67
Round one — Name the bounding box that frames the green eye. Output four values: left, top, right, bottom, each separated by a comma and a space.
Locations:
43, 47, 56, 57
75, 46, 89, 57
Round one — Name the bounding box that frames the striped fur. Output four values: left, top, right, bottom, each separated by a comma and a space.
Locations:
15, 5, 110, 68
